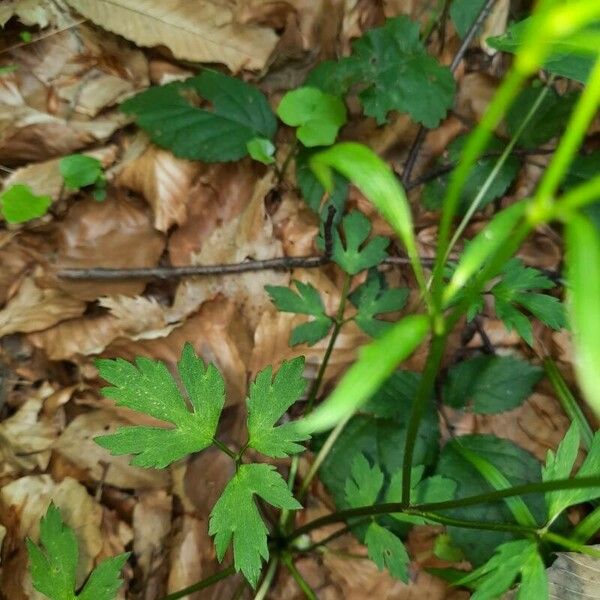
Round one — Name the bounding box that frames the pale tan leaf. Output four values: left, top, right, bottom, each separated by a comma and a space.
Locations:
546, 549, 600, 599
117, 145, 201, 232
0, 0, 62, 28
64, 0, 280, 72
0, 277, 86, 336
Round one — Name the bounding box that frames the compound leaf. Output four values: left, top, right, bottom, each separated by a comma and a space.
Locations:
330, 211, 389, 275
349, 270, 410, 337
27, 504, 128, 600
209, 463, 301, 587
95, 343, 225, 468
277, 87, 347, 147
247, 357, 309, 457
121, 70, 276, 162
0, 184, 51, 224
443, 355, 543, 414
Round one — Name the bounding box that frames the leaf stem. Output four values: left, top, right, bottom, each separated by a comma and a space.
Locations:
543, 531, 600, 557
160, 564, 235, 600
212, 438, 238, 461
253, 558, 279, 600
572, 505, 600, 543
282, 554, 318, 600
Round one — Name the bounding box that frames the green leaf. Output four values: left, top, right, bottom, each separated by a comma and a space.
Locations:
27, 504, 128, 600
59, 154, 104, 190
209, 463, 301, 587
443, 355, 543, 414
450, 0, 486, 38
364, 522, 410, 582
506, 85, 579, 149
487, 18, 596, 83
317, 371, 439, 508
246, 137, 275, 165
566, 214, 600, 416
308, 16, 455, 127
345, 454, 384, 507
246, 357, 309, 458
121, 71, 276, 162
265, 280, 333, 346
277, 87, 347, 147
433, 534, 465, 562
456, 540, 542, 600
517, 548, 548, 600
329, 211, 389, 275
423, 134, 519, 214
543, 424, 600, 519
94, 343, 225, 468
299, 313, 429, 434
435, 435, 545, 566
349, 270, 409, 337
0, 184, 51, 223
296, 148, 348, 215
309, 143, 420, 283
443, 201, 528, 305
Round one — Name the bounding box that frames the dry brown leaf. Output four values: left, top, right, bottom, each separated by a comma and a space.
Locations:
546, 548, 600, 599
53, 193, 165, 300
172, 171, 288, 328
132, 490, 172, 600
0, 0, 68, 28
0, 276, 86, 336
117, 145, 201, 232
65, 0, 280, 72
105, 299, 253, 405
53, 410, 171, 488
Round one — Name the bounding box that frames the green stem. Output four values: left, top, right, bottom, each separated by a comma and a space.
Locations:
212, 438, 238, 461
304, 273, 351, 415
543, 531, 600, 557
160, 565, 235, 600
543, 357, 594, 450
444, 80, 553, 263
554, 173, 600, 218
572, 505, 600, 543
253, 559, 279, 600
401, 333, 447, 503
282, 554, 318, 600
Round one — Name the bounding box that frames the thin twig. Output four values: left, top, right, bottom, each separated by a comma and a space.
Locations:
57, 255, 434, 281
401, 0, 497, 186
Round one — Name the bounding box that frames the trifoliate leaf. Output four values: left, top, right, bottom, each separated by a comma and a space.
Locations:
306, 16, 455, 127
487, 18, 596, 83
329, 211, 389, 275
59, 154, 104, 190
491, 258, 566, 346
543, 424, 600, 520
0, 184, 51, 223
506, 85, 578, 149
349, 270, 409, 337
246, 357, 309, 457
246, 137, 275, 165
443, 355, 543, 414
265, 280, 334, 346
277, 87, 347, 147
450, 0, 486, 38
94, 343, 225, 468
27, 504, 129, 600
456, 539, 542, 600
423, 134, 519, 214
435, 435, 545, 566
209, 463, 301, 587
364, 522, 410, 582
121, 70, 276, 162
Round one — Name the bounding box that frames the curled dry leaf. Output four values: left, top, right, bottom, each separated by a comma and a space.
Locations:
172, 171, 288, 328
133, 490, 172, 600
54, 410, 171, 489
53, 193, 165, 300
546, 547, 600, 599
0, 475, 103, 598
0, 277, 86, 336
0, 0, 70, 28
117, 145, 201, 232
65, 0, 280, 73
